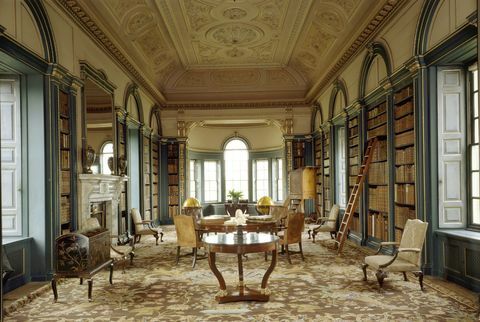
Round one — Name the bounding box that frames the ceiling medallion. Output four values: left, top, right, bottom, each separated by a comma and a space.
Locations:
208, 23, 263, 46
223, 8, 248, 20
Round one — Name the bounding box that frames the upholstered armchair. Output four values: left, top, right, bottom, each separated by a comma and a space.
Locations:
173, 213, 203, 268
362, 219, 428, 290
307, 204, 340, 242
131, 208, 163, 245
279, 212, 305, 264
110, 232, 134, 273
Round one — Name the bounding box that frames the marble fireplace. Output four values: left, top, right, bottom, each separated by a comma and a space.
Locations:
77, 174, 128, 235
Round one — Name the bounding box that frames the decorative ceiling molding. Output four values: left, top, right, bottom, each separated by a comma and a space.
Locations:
307, 0, 404, 102
54, 0, 166, 105
164, 100, 308, 111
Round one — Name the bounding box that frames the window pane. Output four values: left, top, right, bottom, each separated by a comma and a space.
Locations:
473, 199, 480, 224
475, 120, 479, 144
204, 161, 218, 202
472, 145, 479, 171
472, 172, 480, 197
100, 142, 113, 175
224, 140, 249, 198
474, 92, 478, 118
277, 158, 283, 201
473, 70, 478, 91
255, 160, 269, 200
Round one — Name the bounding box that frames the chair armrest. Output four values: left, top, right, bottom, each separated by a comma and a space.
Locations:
398, 247, 421, 253
375, 242, 400, 255
142, 220, 154, 224
110, 245, 124, 256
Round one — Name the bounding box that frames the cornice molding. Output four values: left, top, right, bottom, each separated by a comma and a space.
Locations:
164, 100, 308, 110
307, 0, 405, 103
54, 0, 166, 106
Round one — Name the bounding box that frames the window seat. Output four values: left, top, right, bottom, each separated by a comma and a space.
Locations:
436, 229, 480, 242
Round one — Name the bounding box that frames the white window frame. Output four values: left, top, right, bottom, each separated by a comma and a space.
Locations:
254, 159, 269, 201
224, 139, 249, 200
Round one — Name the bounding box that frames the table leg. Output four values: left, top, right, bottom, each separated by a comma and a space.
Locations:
261, 249, 277, 291
237, 253, 244, 295
51, 275, 58, 303
87, 278, 93, 302
109, 262, 114, 284
208, 252, 227, 295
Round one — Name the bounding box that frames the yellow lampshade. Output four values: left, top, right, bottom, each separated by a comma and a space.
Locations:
256, 196, 274, 215
183, 197, 201, 208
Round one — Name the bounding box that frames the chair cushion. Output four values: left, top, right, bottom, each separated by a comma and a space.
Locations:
364, 255, 419, 272
110, 245, 133, 260
137, 226, 162, 235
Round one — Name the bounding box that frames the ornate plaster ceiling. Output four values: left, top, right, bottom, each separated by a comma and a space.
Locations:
64, 0, 401, 107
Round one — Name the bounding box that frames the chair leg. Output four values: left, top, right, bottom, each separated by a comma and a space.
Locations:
154, 233, 159, 245
192, 247, 197, 268
312, 232, 316, 243
160, 231, 164, 242
285, 245, 292, 264
307, 229, 311, 239
375, 270, 387, 287
129, 251, 134, 265
264, 251, 268, 261
176, 246, 180, 265
413, 271, 424, 290
299, 242, 304, 261
362, 263, 368, 281
329, 231, 336, 239
403, 272, 408, 281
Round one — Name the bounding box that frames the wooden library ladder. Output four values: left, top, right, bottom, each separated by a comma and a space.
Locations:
335, 136, 383, 254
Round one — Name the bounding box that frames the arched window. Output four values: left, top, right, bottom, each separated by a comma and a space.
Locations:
224, 139, 249, 199
100, 142, 113, 175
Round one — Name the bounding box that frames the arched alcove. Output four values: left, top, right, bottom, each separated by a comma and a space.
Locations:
328, 79, 348, 120
123, 84, 144, 123
311, 104, 323, 133
359, 42, 392, 98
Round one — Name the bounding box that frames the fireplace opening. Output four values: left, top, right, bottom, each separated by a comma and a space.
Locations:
90, 201, 107, 229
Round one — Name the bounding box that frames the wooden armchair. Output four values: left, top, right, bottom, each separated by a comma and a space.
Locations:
279, 212, 305, 264
173, 213, 203, 268
307, 204, 340, 242
362, 219, 428, 290
131, 208, 163, 245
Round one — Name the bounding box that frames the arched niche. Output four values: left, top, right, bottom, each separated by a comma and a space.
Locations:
359, 42, 392, 98
311, 104, 323, 133
414, 0, 476, 55
23, 0, 57, 62
123, 84, 144, 124
149, 106, 162, 137
328, 79, 348, 120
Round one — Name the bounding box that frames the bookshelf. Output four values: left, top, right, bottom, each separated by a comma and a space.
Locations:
347, 114, 361, 234
292, 140, 305, 169
314, 135, 323, 216
152, 139, 160, 222
167, 142, 180, 217
322, 130, 331, 216
143, 136, 151, 220
393, 84, 416, 242
366, 101, 389, 241
59, 90, 72, 233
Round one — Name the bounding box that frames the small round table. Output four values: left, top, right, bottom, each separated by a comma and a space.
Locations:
204, 232, 279, 303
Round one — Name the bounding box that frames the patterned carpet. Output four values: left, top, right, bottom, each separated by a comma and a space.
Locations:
4, 227, 478, 321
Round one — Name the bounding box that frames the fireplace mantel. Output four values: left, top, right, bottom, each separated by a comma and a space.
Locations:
78, 174, 128, 235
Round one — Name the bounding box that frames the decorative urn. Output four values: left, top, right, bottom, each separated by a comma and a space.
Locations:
85, 145, 96, 174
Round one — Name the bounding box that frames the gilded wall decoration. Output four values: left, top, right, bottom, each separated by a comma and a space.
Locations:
266, 70, 298, 86
136, 29, 167, 57
316, 8, 346, 33
223, 8, 248, 20
254, 2, 285, 29
176, 71, 208, 87
210, 70, 261, 86
208, 23, 263, 46
107, 0, 145, 20
185, 0, 215, 31
304, 23, 336, 57
251, 41, 276, 62
125, 10, 154, 36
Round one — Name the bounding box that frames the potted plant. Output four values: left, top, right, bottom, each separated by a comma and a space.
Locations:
227, 189, 243, 204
